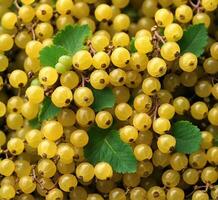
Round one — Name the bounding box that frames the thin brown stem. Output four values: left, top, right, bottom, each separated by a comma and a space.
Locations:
87, 40, 96, 56
14, 0, 20, 9
189, 0, 201, 12
154, 31, 166, 44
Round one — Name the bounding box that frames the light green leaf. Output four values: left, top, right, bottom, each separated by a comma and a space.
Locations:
38, 97, 61, 122
84, 126, 137, 173
91, 87, 115, 112
53, 25, 91, 55
39, 45, 68, 67
172, 121, 202, 154
178, 24, 208, 57
129, 37, 137, 53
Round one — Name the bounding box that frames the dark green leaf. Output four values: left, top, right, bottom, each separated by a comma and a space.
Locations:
84, 126, 137, 173
214, 134, 218, 146
178, 24, 208, 57
29, 118, 41, 129
51, 0, 57, 5
129, 37, 137, 53
92, 87, 115, 112
39, 45, 68, 67
172, 121, 202, 154
53, 25, 91, 55
123, 6, 139, 22
38, 97, 61, 122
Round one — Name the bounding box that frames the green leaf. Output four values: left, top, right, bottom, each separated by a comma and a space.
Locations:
29, 118, 41, 129
38, 97, 61, 122
39, 45, 68, 67
214, 134, 218, 146
84, 126, 137, 173
178, 24, 208, 57
91, 87, 115, 112
129, 37, 137, 53
53, 25, 91, 55
51, 0, 57, 5
123, 6, 139, 22
29, 97, 61, 129
172, 121, 202, 154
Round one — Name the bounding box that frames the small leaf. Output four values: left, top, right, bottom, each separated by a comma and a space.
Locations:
29, 118, 41, 129
129, 37, 137, 53
84, 126, 137, 173
123, 6, 139, 22
40, 45, 68, 67
92, 87, 115, 112
38, 97, 61, 122
172, 121, 202, 154
214, 135, 218, 146
51, 0, 57, 5
178, 24, 208, 57
53, 25, 91, 55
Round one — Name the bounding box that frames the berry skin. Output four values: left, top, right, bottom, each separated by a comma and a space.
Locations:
210, 42, 218, 60
74, 87, 94, 107
9, 70, 28, 88
0, 101, 6, 117
25, 40, 43, 58
164, 23, 183, 42
129, 52, 148, 72
133, 113, 152, 131
0, 34, 14, 51
115, 103, 132, 121
111, 47, 130, 68
135, 36, 153, 54
147, 57, 167, 77
113, 14, 130, 32
119, 125, 138, 143
7, 138, 24, 155
158, 103, 175, 119
95, 4, 112, 21
93, 51, 110, 69
51, 86, 73, 108
153, 117, 171, 135
202, 0, 217, 11
56, 0, 74, 15
179, 52, 198, 72
38, 139, 57, 158
25, 85, 44, 104
41, 120, 63, 141
157, 134, 176, 153
133, 94, 152, 113
160, 42, 180, 61
76, 107, 95, 127
208, 107, 218, 126
38, 67, 58, 86
142, 77, 161, 96
90, 70, 109, 90
1, 12, 17, 30
190, 101, 208, 120
94, 162, 113, 180
72, 50, 93, 70
95, 111, 113, 129
70, 129, 89, 148
134, 144, 153, 161
155, 8, 173, 27
192, 13, 211, 28
175, 5, 193, 23
0, 159, 15, 176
